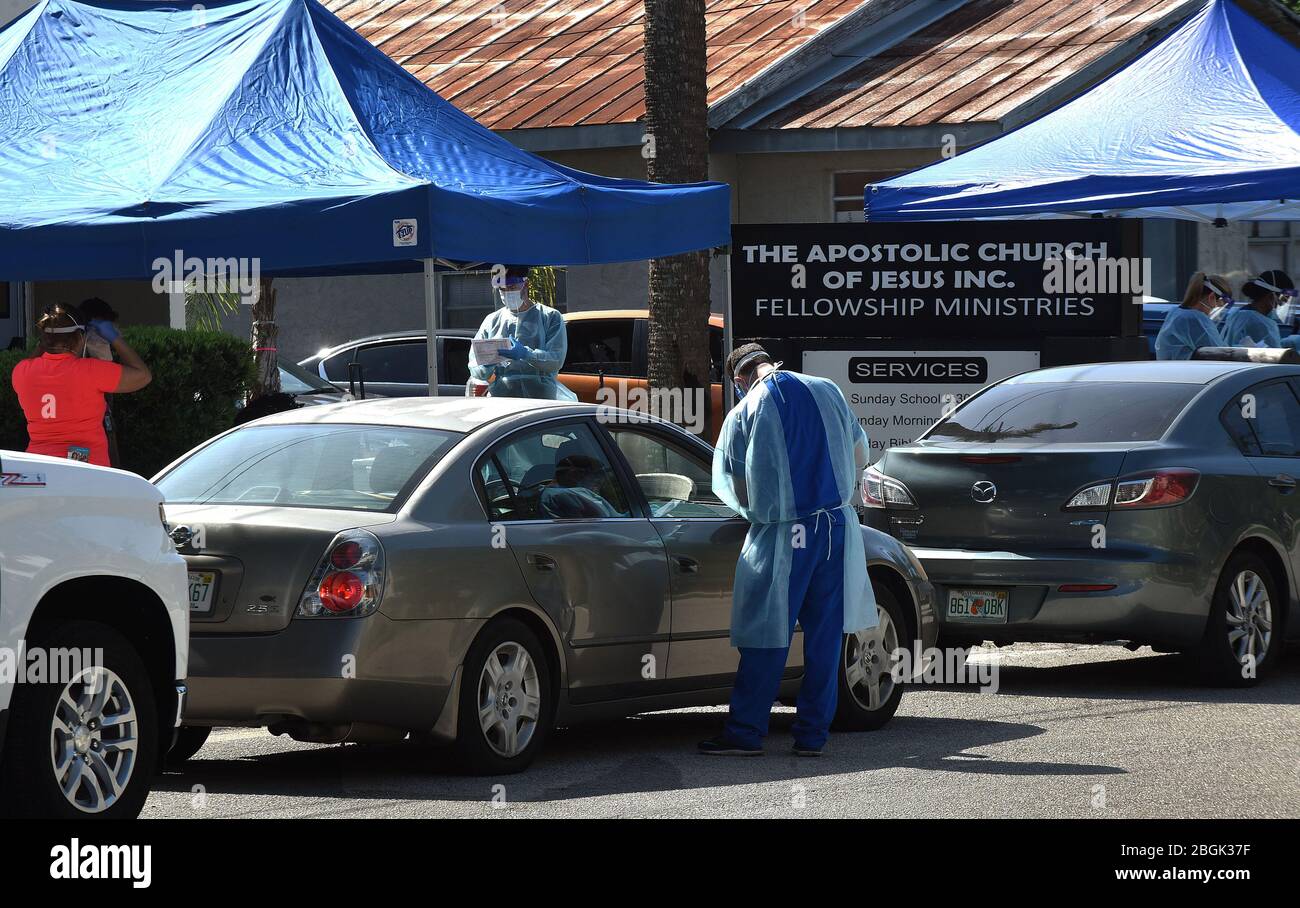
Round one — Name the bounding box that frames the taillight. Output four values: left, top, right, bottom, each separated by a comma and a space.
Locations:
1113, 469, 1199, 507
298, 529, 385, 618
862, 465, 917, 509
1063, 468, 1199, 510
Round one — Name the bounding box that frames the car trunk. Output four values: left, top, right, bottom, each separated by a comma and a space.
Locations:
163, 504, 396, 633
875, 444, 1132, 551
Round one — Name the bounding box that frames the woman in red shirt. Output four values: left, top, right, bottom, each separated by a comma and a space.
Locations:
11, 304, 152, 467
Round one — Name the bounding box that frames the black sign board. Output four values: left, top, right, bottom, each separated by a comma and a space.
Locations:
730, 221, 1143, 340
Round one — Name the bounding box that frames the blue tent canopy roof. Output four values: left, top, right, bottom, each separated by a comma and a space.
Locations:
0, 0, 730, 280
867, 0, 1300, 222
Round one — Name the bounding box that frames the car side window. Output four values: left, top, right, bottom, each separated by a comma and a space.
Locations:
1223, 380, 1300, 456
320, 351, 354, 382
479, 423, 630, 521
563, 319, 635, 377
355, 341, 427, 384
442, 338, 471, 385
608, 427, 737, 518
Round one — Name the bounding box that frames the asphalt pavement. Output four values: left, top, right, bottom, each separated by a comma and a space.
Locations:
143, 643, 1300, 819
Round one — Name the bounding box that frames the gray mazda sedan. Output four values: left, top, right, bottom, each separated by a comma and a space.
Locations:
864, 360, 1300, 686
155, 398, 936, 773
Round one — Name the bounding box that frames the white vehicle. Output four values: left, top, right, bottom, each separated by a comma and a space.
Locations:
0, 451, 188, 818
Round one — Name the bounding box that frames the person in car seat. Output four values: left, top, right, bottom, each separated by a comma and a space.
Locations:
539, 454, 623, 518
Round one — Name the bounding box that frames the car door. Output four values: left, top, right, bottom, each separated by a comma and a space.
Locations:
1227, 378, 1300, 597
477, 418, 672, 703
601, 423, 805, 686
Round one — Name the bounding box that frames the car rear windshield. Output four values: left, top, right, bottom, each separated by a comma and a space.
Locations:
157, 424, 458, 511
926, 381, 1199, 445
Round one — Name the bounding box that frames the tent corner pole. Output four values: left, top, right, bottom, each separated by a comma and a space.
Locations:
424, 258, 441, 397
722, 249, 734, 419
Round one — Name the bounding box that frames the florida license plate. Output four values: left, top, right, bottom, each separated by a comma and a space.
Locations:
188, 571, 216, 614
946, 588, 1009, 623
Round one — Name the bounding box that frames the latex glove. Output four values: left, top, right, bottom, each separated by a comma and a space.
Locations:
498, 339, 528, 361
89, 319, 120, 343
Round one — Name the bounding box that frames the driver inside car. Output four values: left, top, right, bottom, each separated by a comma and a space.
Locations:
540, 454, 624, 519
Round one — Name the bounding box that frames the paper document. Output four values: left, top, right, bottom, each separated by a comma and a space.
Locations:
472, 337, 512, 365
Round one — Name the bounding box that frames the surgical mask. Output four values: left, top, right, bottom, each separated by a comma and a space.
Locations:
501, 289, 525, 312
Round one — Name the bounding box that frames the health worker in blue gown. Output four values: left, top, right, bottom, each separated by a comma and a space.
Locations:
700, 343, 878, 758
1222, 270, 1298, 349
1154, 272, 1231, 360
469, 265, 576, 401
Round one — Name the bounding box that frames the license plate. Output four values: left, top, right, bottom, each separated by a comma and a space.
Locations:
188, 571, 217, 614
946, 588, 1009, 623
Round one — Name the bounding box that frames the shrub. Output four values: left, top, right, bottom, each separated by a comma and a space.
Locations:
0, 327, 255, 478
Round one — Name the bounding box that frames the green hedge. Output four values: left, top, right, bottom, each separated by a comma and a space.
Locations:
1, 326, 255, 478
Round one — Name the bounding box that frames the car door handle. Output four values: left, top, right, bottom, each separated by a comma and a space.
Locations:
1268, 474, 1297, 491
674, 555, 699, 574
527, 553, 557, 572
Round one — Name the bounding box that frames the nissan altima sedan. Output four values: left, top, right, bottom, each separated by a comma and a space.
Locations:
863, 360, 1300, 686
154, 398, 936, 774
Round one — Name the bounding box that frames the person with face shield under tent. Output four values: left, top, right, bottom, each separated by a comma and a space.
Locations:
468, 265, 576, 401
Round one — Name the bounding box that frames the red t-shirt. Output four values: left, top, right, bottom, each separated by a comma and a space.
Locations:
11, 353, 123, 467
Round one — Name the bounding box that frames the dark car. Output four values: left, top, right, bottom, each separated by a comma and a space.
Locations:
299, 329, 474, 397
863, 360, 1300, 685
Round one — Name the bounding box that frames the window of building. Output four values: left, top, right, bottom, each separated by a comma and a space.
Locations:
1248, 222, 1300, 275
439, 269, 567, 330
832, 170, 898, 222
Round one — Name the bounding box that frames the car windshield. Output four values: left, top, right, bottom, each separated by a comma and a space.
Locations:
157, 424, 458, 511
927, 381, 1200, 444
279, 359, 337, 394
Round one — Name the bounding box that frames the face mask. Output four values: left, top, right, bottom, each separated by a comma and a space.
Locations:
501, 289, 525, 312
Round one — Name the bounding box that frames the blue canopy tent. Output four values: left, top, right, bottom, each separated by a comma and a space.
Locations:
866, 0, 1300, 222
0, 0, 730, 390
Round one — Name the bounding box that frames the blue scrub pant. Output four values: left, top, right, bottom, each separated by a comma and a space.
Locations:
724, 515, 845, 750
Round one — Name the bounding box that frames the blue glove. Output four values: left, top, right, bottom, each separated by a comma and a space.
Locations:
498, 339, 528, 361
88, 319, 120, 343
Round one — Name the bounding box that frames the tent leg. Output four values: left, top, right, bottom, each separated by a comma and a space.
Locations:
424, 258, 441, 397
722, 248, 734, 419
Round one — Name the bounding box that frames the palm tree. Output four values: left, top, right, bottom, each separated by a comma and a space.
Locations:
250, 277, 280, 398
642, 0, 713, 436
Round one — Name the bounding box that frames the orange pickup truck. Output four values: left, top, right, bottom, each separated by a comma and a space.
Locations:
560, 309, 726, 442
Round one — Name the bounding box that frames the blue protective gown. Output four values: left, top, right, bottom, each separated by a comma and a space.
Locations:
712, 370, 878, 649
1221, 307, 1300, 348
469, 303, 577, 400
1154, 307, 1226, 360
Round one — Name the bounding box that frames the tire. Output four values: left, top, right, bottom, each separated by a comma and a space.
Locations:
0, 620, 159, 819
1192, 551, 1283, 687
451, 618, 553, 775
833, 583, 908, 731
167, 726, 212, 765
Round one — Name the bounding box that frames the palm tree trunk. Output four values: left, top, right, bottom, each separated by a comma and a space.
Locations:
643, 0, 712, 437
250, 276, 280, 399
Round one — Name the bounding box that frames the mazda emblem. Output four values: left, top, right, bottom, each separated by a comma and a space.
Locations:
971, 481, 997, 504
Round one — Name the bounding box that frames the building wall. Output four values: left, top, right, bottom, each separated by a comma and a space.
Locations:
0, 0, 33, 27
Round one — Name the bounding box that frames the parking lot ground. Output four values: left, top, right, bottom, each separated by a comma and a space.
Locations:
145, 643, 1300, 819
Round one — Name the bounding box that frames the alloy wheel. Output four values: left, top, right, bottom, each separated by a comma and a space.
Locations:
49, 666, 139, 814
1226, 569, 1272, 668
476, 641, 542, 758
843, 606, 900, 711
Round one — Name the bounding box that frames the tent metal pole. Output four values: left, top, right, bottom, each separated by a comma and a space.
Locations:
722, 248, 734, 418
424, 258, 441, 397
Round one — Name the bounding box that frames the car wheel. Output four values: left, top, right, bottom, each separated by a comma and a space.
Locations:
0, 621, 158, 819
167, 726, 212, 765
1194, 552, 1282, 686
452, 618, 553, 775
833, 583, 907, 731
